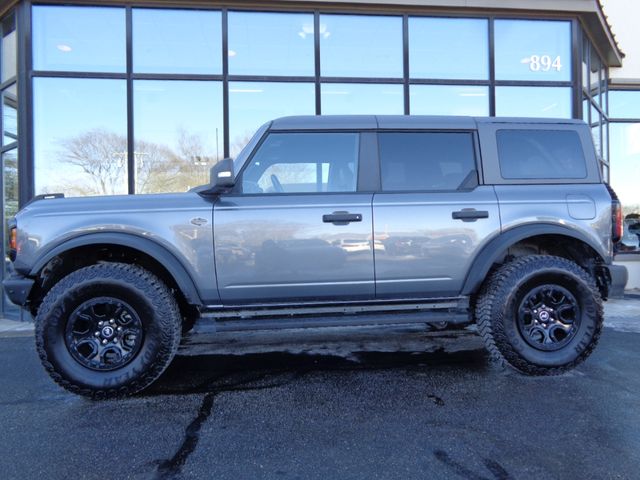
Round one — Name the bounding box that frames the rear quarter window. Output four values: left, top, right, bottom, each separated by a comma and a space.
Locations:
496, 129, 587, 180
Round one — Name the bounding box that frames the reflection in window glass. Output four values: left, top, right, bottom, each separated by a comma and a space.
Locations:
228, 12, 314, 76
2, 148, 18, 312
33, 6, 126, 72
133, 9, 222, 74
134, 81, 223, 193
3, 84, 17, 145
2, 13, 16, 81
610, 123, 640, 252
410, 85, 488, 116
229, 82, 315, 156
241, 133, 359, 194
609, 91, 640, 119
320, 15, 402, 78
409, 17, 488, 80
321, 83, 403, 115
497, 130, 587, 180
495, 20, 571, 81
495, 86, 571, 118
379, 133, 476, 191
34, 78, 127, 196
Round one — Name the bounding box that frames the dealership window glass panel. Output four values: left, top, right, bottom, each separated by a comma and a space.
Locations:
320, 14, 402, 78
496, 130, 587, 180
33, 6, 126, 73
609, 91, 640, 119
494, 20, 571, 81
228, 12, 314, 76
2, 84, 17, 145
610, 123, 640, 253
409, 17, 488, 80
134, 80, 223, 194
410, 85, 488, 116
495, 86, 571, 118
133, 9, 222, 74
240, 133, 359, 194
321, 83, 403, 115
1, 12, 16, 81
34, 78, 128, 196
2, 148, 18, 313
229, 82, 315, 156
379, 132, 476, 191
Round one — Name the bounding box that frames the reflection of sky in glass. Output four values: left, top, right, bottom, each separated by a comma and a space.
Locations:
320, 15, 402, 78
1, 15, 16, 81
410, 85, 488, 116
409, 17, 488, 80
321, 83, 403, 115
2, 84, 17, 145
609, 91, 640, 119
34, 78, 127, 195
610, 123, 640, 209
495, 86, 571, 118
33, 6, 125, 72
229, 82, 315, 156
228, 12, 314, 76
133, 9, 222, 74
495, 20, 571, 81
134, 80, 223, 158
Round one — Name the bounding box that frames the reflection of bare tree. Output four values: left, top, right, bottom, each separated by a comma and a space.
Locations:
55, 129, 218, 196
59, 129, 127, 195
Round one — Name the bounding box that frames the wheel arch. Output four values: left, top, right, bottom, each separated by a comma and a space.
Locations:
462, 224, 608, 296
28, 232, 203, 310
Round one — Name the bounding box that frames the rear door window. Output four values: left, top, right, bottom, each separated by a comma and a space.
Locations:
378, 132, 477, 192
496, 130, 587, 179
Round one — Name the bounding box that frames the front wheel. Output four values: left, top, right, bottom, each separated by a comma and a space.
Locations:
35, 263, 182, 398
475, 255, 603, 375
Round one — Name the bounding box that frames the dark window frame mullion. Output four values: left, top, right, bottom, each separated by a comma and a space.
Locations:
402, 14, 409, 115
571, 18, 581, 120
126, 6, 134, 194
314, 10, 320, 115
18, 0, 33, 207
222, 8, 229, 158
488, 16, 495, 116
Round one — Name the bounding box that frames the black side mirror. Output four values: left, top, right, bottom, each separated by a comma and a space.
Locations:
210, 158, 235, 189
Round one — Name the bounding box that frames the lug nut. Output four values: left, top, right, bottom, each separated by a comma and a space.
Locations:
102, 339, 108, 345
109, 319, 115, 325
117, 326, 123, 332
98, 321, 104, 326
94, 331, 100, 337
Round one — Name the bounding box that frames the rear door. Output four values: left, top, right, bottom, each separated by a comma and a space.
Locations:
214, 131, 375, 304
373, 130, 501, 298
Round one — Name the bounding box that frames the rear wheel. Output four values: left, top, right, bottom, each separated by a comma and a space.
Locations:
475, 255, 603, 375
35, 263, 181, 398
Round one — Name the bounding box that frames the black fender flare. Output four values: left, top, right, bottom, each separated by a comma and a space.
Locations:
461, 223, 607, 295
28, 232, 203, 306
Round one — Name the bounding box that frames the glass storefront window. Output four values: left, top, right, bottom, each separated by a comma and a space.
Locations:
134, 80, 223, 193
495, 86, 572, 118
609, 91, 640, 119
33, 78, 128, 196
2, 148, 18, 313
410, 85, 488, 116
320, 14, 402, 78
133, 9, 222, 75
2, 84, 17, 145
228, 12, 314, 76
321, 83, 403, 115
1, 13, 16, 81
610, 123, 640, 253
409, 17, 488, 80
33, 6, 126, 73
495, 20, 571, 82
229, 82, 315, 156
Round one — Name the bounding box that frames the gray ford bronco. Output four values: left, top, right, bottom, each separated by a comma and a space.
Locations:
3, 115, 628, 398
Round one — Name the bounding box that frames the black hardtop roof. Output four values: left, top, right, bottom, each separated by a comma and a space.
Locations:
269, 115, 585, 131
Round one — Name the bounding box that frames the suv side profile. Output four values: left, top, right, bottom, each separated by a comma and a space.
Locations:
3, 115, 627, 398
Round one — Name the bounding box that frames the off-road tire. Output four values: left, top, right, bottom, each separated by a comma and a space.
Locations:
475, 255, 603, 375
35, 263, 182, 398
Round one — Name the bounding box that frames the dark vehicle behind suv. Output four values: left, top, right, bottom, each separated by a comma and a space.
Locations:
3, 115, 628, 397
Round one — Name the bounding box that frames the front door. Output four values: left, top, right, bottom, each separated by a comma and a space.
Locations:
214, 131, 375, 304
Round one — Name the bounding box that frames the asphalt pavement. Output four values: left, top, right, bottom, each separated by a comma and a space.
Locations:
1, 297, 639, 479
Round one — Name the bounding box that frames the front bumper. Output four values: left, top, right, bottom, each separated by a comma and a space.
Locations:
608, 264, 628, 299
3, 274, 35, 306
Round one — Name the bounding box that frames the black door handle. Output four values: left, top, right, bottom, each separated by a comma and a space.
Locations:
323, 211, 363, 225
452, 209, 489, 222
